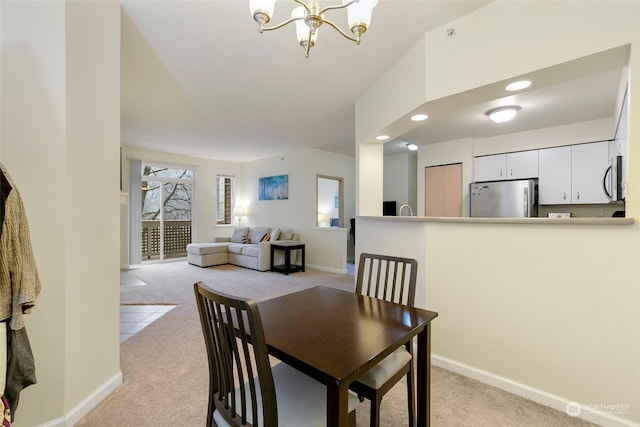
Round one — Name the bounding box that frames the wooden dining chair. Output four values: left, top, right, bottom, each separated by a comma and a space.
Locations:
350, 253, 418, 427
194, 281, 359, 427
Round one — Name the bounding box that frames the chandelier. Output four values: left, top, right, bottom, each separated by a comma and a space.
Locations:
249, 0, 379, 58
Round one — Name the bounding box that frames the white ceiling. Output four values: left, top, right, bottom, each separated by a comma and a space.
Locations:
121, 1, 629, 163
383, 45, 630, 155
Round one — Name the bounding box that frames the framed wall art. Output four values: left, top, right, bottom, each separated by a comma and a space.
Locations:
259, 174, 288, 200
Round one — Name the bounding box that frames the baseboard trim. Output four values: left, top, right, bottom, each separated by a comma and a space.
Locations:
432, 355, 639, 427
37, 371, 123, 427
306, 264, 348, 274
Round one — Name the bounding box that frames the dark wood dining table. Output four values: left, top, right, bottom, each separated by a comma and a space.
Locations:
256, 285, 439, 427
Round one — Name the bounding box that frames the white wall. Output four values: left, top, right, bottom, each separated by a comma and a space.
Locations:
356, 142, 384, 215
356, 1, 640, 425
120, 146, 355, 273
474, 118, 615, 156
1, 1, 121, 425
240, 148, 355, 273
383, 152, 417, 215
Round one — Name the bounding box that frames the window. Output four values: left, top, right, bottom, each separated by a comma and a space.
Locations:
217, 175, 235, 225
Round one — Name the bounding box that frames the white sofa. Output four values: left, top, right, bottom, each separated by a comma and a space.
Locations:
186, 226, 298, 271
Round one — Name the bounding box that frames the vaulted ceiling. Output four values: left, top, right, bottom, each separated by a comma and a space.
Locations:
121, 1, 628, 163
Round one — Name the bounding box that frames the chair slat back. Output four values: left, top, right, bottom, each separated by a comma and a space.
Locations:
194, 282, 277, 427
355, 253, 418, 307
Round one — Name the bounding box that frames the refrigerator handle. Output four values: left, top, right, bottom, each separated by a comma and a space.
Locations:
524, 187, 529, 217
603, 164, 613, 201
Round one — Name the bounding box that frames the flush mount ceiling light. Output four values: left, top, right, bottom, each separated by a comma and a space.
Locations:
249, 0, 379, 58
411, 114, 428, 122
486, 106, 521, 123
406, 143, 418, 151
376, 135, 389, 141
505, 80, 532, 91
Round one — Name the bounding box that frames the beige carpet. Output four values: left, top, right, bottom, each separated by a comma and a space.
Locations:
78, 262, 597, 426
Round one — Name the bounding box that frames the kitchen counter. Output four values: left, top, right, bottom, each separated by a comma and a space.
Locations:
358, 216, 634, 225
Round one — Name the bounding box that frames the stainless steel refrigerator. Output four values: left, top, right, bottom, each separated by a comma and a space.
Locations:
469, 179, 538, 217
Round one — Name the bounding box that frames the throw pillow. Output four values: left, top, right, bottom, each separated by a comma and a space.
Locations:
261, 233, 271, 242
241, 235, 250, 244
270, 228, 280, 241
230, 227, 249, 243
250, 226, 272, 244
279, 229, 294, 240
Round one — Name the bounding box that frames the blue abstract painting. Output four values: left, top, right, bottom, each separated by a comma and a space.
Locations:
259, 175, 288, 200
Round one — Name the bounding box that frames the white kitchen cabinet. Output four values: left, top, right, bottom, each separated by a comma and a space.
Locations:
475, 151, 538, 181
539, 146, 571, 204
475, 154, 506, 181
538, 142, 610, 205
506, 150, 539, 179
571, 141, 610, 204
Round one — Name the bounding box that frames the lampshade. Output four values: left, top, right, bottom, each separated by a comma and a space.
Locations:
292, 6, 319, 45
249, 0, 276, 21
234, 206, 245, 217
343, 0, 378, 30
486, 106, 521, 123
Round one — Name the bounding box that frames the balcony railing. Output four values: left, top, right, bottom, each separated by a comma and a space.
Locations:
142, 220, 191, 260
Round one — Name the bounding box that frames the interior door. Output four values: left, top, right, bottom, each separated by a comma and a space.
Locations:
425, 163, 462, 217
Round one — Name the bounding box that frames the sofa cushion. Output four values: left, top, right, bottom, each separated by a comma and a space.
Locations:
250, 226, 271, 244
230, 227, 249, 243
270, 228, 280, 241
279, 229, 294, 240
187, 243, 229, 255
227, 243, 245, 254
242, 245, 259, 257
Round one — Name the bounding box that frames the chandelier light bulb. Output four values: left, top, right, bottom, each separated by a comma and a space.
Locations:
342, 0, 378, 41
250, 0, 276, 30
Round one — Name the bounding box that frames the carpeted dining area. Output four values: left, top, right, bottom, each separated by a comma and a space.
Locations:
77, 262, 596, 426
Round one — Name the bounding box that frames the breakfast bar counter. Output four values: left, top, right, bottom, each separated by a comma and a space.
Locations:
357, 215, 634, 225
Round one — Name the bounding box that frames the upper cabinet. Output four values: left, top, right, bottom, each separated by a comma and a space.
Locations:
506, 150, 539, 180
571, 141, 611, 204
539, 141, 611, 204
538, 146, 572, 204
475, 154, 506, 181
475, 151, 539, 182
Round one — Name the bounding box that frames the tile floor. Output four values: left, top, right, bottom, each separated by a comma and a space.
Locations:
120, 304, 176, 343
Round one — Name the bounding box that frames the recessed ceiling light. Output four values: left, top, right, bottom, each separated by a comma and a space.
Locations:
486, 106, 521, 123
376, 135, 390, 141
505, 80, 532, 91
411, 114, 428, 122
406, 143, 418, 151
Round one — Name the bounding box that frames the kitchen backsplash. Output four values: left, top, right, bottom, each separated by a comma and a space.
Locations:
538, 203, 624, 218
